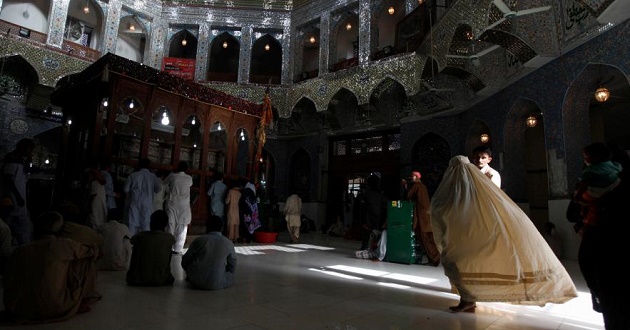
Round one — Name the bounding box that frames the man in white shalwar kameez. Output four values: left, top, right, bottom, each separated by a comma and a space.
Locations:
163, 161, 193, 254
283, 194, 302, 243
123, 158, 162, 237
430, 155, 577, 313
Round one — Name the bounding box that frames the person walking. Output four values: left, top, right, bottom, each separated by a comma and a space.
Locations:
123, 158, 162, 237
283, 193, 302, 243
82, 162, 107, 230
224, 182, 242, 243
163, 161, 193, 254
430, 155, 577, 313
401, 171, 439, 266
207, 172, 227, 232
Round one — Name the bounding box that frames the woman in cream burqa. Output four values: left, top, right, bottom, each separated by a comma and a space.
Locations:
430, 155, 577, 313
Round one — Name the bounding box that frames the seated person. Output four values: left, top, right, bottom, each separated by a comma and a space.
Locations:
3, 211, 99, 324
181, 215, 237, 290
126, 210, 175, 286
58, 203, 105, 304
98, 219, 132, 271
354, 229, 387, 261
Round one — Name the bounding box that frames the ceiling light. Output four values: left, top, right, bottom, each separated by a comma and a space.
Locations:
129, 24, 135, 31
526, 115, 537, 128
223, 41, 228, 48
309, 36, 316, 43
594, 87, 610, 102
161, 111, 170, 125
388, 7, 395, 15
264, 44, 270, 51
102, 98, 108, 107
418, 0, 425, 4
129, 100, 134, 109
191, 117, 196, 125
480, 133, 489, 144
182, 38, 187, 46
346, 23, 352, 31
83, 0, 89, 14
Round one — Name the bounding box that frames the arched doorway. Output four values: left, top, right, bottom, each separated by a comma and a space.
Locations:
249, 34, 281, 84
208, 32, 240, 82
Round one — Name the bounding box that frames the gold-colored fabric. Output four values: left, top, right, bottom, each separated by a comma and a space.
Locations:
430, 155, 577, 305
3, 236, 98, 324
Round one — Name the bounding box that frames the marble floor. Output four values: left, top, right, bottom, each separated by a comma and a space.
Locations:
0, 231, 604, 330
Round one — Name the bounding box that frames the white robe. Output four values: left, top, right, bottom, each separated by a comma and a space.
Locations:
163, 171, 193, 252
430, 155, 577, 305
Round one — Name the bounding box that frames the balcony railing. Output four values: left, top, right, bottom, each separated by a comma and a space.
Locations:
0, 19, 101, 62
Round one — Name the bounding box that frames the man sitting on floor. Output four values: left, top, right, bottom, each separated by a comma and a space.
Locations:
182, 215, 237, 290
126, 210, 175, 286
2, 211, 100, 324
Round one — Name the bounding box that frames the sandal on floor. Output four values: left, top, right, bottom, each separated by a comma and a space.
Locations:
448, 301, 476, 313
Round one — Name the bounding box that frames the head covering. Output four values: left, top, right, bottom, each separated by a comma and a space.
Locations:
411, 171, 421, 179
245, 182, 256, 195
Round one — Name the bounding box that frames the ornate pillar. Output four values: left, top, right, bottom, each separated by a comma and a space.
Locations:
99, 0, 122, 55
358, 0, 371, 66
195, 22, 210, 82
46, 0, 71, 48
147, 21, 167, 69
238, 25, 252, 84
319, 12, 331, 75
281, 25, 291, 85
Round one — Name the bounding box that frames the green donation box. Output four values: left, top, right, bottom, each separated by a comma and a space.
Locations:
386, 200, 416, 264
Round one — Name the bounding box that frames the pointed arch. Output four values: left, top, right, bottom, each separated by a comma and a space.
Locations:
372, 0, 405, 59
563, 63, 630, 191
329, 9, 359, 71
0, 55, 40, 101
250, 34, 282, 84
117, 15, 148, 63
208, 32, 240, 82
327, 88, 359, 131
287, 97, 322, 134
369, 77, 407, 126
504, 97, 544, 202
169, 29, 198, 59
465, 118, 492, 154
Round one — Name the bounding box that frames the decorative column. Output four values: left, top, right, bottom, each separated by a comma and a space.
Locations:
238, 25, 253, 84
358, 0, 371, 66
319, 11, 330, 75
147, 21, 167, 69
195, 22, 211, 82
46, 0, 71, 48
281, 25, 291, 85
99, 0, 122, 55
